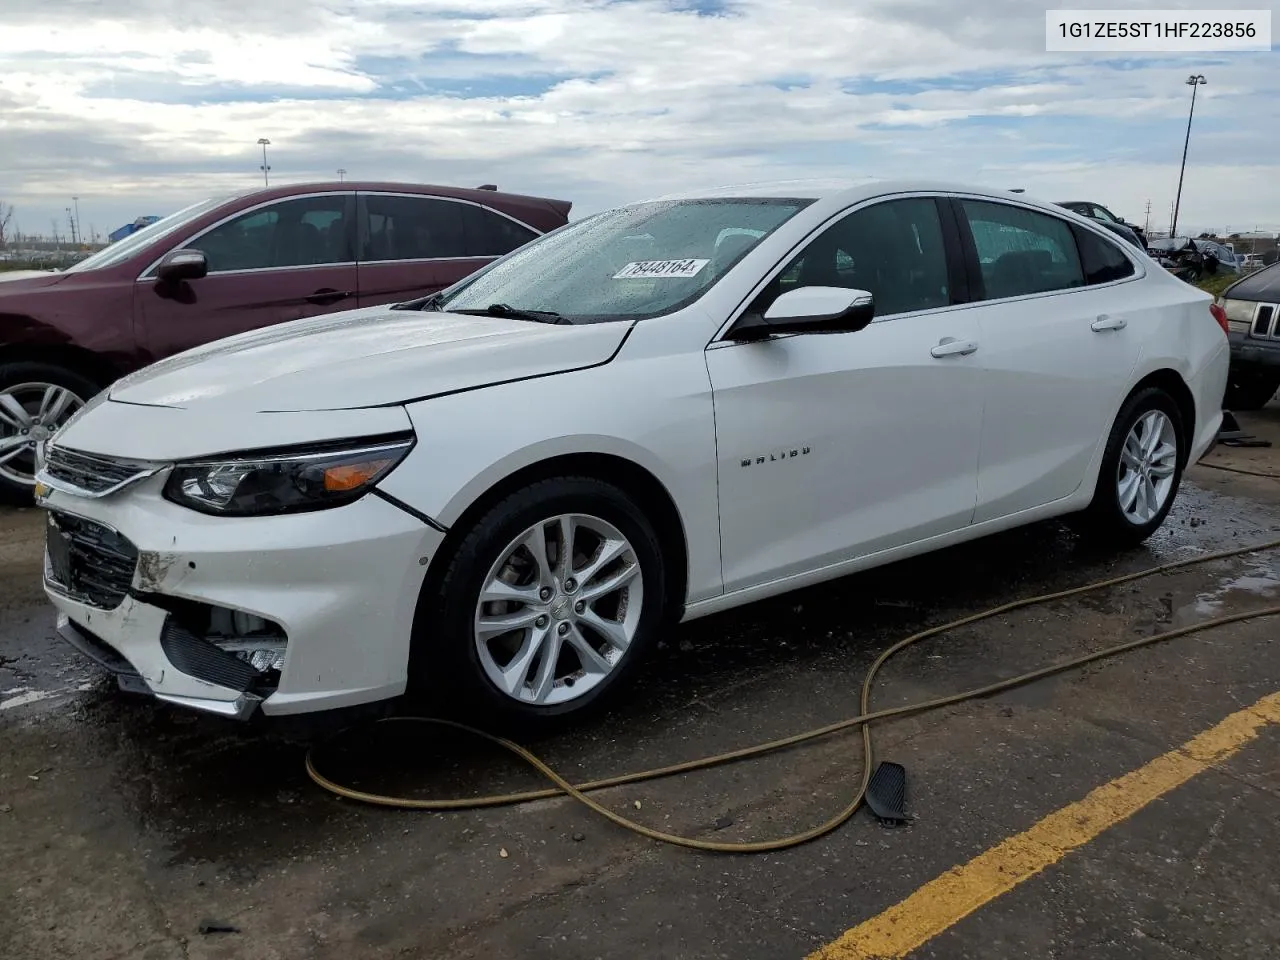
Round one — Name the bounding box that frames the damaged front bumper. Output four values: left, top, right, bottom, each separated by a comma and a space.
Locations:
57, 614, 261, 719
38, 472, 445, 720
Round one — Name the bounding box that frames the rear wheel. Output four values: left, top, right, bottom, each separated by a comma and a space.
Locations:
1224, 370, 1280, 411
415, 477, 668, 728
1074, 386, 1185, 546
0, 363, 98, 502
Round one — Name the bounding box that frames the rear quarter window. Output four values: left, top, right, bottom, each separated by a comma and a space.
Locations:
1072, 225, 1137, 285
462, 205, 539, 257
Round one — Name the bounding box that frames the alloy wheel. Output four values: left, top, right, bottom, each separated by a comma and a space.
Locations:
0, 382, 85, 487
1116, 409, 1178, 525
474, 512, 643, 706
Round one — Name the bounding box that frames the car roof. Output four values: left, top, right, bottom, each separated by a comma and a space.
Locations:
649, 178, 1069, 212
222, 180, 570, 208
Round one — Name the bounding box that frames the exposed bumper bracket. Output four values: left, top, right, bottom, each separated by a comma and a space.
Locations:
55, 615, 261, 719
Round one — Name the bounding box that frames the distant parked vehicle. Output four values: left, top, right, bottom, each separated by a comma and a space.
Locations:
108, 216, 162, 243
1056, 201, 1148, 250
0, 181, 572, 497
1218, 260, 1280, 409
1149, 237, 1243, 279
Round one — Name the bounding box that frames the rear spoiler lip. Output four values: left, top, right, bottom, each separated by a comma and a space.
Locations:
544, 197, 573, 220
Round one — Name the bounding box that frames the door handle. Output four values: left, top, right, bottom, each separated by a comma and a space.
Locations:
930, 337, 979, 358
305, 288, 354, 306
1091, 314, 1128, 332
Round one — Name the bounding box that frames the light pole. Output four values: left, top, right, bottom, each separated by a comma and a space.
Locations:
337, 168, 347, 182
1170, 74, 1205, 239
258, 138, 272, 187
73, 196, 81, 245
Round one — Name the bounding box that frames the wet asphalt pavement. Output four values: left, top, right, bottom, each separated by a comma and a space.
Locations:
2, 404, 1280, 960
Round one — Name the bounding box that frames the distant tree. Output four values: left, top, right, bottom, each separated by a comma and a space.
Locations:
0, 200, 13, 249
1197, 231, 1213, 239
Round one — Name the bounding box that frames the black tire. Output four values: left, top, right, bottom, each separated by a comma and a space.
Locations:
1074, 386, 1186, 546
412, 476, 669, 729
0, 362, 100, 504
1224, 371, 1280, 411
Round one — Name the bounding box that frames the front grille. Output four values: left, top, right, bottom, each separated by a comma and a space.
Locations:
1250, 304, 1276, 339
42, 445, 156, 495
46, 512, 139, 609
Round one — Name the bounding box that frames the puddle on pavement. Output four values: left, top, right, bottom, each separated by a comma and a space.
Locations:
1187, 557, 1280, 618
6, 479, 1279, 873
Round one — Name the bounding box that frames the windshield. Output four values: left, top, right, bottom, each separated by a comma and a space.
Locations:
435, 198, 812, 323
64, 195, 233, 272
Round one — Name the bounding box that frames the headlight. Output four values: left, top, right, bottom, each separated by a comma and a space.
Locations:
1222, 297, 1255, 332
163, 436, 413, 516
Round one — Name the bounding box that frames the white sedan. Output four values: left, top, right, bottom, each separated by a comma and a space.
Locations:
35, 179, 1230, 725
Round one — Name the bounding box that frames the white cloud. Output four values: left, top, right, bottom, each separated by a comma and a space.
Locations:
0, 0, 1276, 238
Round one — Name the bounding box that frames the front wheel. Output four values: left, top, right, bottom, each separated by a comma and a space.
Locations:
0, 363, 98, 502
415, 477, 669, 728
1073, 386, 1186, 546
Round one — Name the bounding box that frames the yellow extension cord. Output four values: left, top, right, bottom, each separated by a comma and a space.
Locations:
306, 532, 1280, 854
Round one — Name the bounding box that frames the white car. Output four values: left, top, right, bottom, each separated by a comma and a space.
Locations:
34, 179, 1230, 725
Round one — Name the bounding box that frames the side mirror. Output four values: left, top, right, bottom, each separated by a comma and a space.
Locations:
156, 248, 208, 283
733, 286, 875, 340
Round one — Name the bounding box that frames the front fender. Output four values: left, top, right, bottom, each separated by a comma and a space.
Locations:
375, 355, 724, 603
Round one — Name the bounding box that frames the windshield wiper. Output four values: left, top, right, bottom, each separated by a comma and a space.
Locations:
450, 303, 568, 324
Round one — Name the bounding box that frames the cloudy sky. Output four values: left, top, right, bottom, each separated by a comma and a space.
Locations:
1, 0, 1277, 242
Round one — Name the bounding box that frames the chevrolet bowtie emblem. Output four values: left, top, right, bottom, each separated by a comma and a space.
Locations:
33, 481, 51, 501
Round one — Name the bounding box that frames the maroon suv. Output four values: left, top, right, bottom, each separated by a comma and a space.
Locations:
0, 181, 571, 496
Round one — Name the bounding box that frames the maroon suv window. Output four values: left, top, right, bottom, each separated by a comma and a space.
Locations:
197, 195, 352, 272
361, 194, 538, 262
363, 195, 469, 261
461, 204, 538, 257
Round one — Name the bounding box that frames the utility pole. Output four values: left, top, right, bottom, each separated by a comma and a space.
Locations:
73, 196, 81, 244
1170, 73, 1206, 239
66, 207, 77, 246
1144, 199, 1151, 234
337, 168, 347, 182
258, 138, 272, 187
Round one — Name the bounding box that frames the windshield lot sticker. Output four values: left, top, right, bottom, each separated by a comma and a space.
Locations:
613, 259, 710, 279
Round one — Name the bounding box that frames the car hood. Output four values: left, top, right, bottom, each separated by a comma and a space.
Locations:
1226, 262, 1280, 303
107, 305, 632, 413
0, 269, 64, 287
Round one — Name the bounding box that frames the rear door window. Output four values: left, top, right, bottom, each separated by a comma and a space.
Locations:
959, 200, 1085, 300
361, 195, 468, 261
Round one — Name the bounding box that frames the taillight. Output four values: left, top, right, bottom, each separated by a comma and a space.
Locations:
1210, 302, 1229, 335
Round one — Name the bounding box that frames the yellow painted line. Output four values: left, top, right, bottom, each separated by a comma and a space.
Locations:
808, 690, 1280, 960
